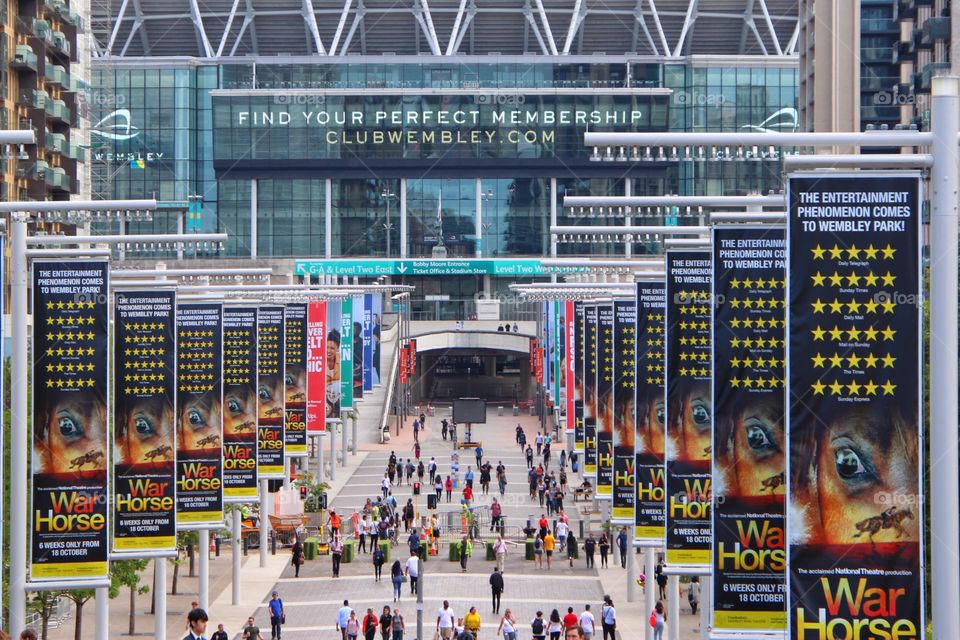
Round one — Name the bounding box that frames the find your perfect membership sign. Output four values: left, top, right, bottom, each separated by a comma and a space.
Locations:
31, 261, 110, 581
786, 172, 924, 640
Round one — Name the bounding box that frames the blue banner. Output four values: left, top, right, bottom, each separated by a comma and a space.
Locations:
362, 294, 373, 392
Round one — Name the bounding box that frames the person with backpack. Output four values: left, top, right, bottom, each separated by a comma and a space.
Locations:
531, 611, 547, 640
428, 457, 438, 483
650, 601, 666, 640
372, 545, 386, 582
600, 596, 616, 640
390, 608, 405, 640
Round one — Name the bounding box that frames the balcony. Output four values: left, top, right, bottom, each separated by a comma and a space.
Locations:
11, 44, 38, 71
45, 97, 70, 123
44, 63, 67, 86
45, 166, 70, 192
54, 2, 82, 29
862, 47, 894, 63
921, 17, 951, 44
893, 40, 915, 64
862, 18, 898, 34
895, 0, 916, 20
18, 88, 47, 109
16, 18, 53, 44
16, 159, 47, 181
45, 131, 66, 154
67, 143, 84, 162
51, 31, 70, 57
920, 62, 951, 91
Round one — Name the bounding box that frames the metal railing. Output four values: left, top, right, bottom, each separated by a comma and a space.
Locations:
378, 335, 401, 443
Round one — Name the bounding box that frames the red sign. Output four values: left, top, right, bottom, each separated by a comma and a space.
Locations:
408, 339, 417, 376
306, 300, 327, 434
399, 344, 409, 384
535, 340, 544, 384
530, 339, 537, 374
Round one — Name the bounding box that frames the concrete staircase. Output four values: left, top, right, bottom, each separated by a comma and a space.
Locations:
352, 321, 399, 447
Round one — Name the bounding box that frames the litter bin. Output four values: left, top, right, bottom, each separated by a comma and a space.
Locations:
525, 538, 535, 561
449, 540, 462, 562
303, 537, 318, 561
497, 406, 504, 417
485, 542, 496, 561
512, 406, 519, 416
342, 539, 355, 563
378, 539, 391, 563
528, 405, 535, 416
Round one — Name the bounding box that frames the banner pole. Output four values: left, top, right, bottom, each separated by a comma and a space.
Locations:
626, 545, 637, 603
329, 424, 337, 481
232, 509, 242, 605
199, 529, 210, 610
155, 559, 167, 640
667, 575, 679, 640
9, 215, 27, 634
95, 586, 109, 640
699, 575, 710, 638
260, 479, 269, 568
930, 75, 960, 639
644, 549, 655, 640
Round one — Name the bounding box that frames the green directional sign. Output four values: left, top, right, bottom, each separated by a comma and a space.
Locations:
294, 259, 587, 277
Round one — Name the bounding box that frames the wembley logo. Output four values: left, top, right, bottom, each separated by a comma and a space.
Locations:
91, 109, 140, 141
740, 107, 799, 133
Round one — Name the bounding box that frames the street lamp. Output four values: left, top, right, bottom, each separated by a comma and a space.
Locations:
478, 187, 494, 257
381, 188, 397, 257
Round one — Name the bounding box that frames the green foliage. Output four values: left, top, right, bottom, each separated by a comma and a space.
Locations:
109, 558, 151, 599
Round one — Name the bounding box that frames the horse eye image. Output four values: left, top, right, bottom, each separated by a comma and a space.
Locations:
258, 374, 283, 419
715, 394, 784, 499
117, 396, 174, 466
36, 391, 107, 475
669, 379, 712, 462
223, 391, 255, 437
178, 395, 221, 451
285, 365, 305, 403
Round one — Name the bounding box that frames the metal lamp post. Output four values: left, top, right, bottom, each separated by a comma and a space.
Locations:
382, 188, 397, 258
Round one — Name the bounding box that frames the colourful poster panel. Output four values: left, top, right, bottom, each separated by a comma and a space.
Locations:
635, 282, 666, 544
257, 306, 285, 477
362, 293, 374, 392
712, 226, 787, 632
612, 298, 636, 523
326, 301, 343, 420
31, 261, 109, 580
787, 173, 923, 640
565, 300, 576, 434
113, 290, 177, 551
371, 295, 382, 386
175, 303, 224, 527
222, 307, 258, 501
664, 251, 712, 568
306, 300, 328, 434
352, 295, 364, 400
583, 304, 598, 477
341, 298, 353, 410
596, 304, 614, 498
573, 302, 585, 452
284, 304, 308, 457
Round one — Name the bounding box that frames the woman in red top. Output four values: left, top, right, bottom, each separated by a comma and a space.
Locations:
463, 485, 473, 504
445, 476, 454, 502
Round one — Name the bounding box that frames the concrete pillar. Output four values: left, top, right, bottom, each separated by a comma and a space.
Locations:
667, 575, 679, 640
644, 549, 656, 640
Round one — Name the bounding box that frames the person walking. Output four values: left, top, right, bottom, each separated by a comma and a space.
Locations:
583, 534, 596, 568
578, 606, 595, 640
331, 533, 343, 578
428, 457, 437, 483
543, 530, 556, 570
434, 476, 443, 501
475, 445, 483, 467
390, 560, 404, 602
291, 538, 304, 577
212, 623, 229, 640
651, 601, 667, 640
268, 592, 285, 640
536, 432, 544, 456
459, 535, 472, 572
379, 607, 392, 640
489, 567, 505, 613
531, 611, 547, 640
345, 611, 360, 640
464, 607, 481, 639
562, 608, 578, 631
656, 560, 668, 600
547, 610, 563, 640
336, 600, 353, 640
617, 528, 628, 568
417, 460, 425, 483
533, 534, 544, 569
242, 616, 263, 640
600, 597, 616, 640
372, 544, 385, 582
490, 498, 502, 532
556, 519, 569, 552
526, 445, 534, 469
445, 475, 453, 502
413, 418, 420, 443
382, 474, 391, 498
598, 533, 610, 569
404, 550, 420, 594
465, 466, 474, 489
497, 609, 518, 640
493, 534, 510, 572
688, 576, 701, 615
390, 608, 405, 640
559, 449, 567, 470
437, 601, 457, 640
441, 418, 449, 441
498, 467, 507, 497
363, 609, 379, 640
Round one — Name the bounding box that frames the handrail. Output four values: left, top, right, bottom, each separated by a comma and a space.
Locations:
378, 335, 401, 444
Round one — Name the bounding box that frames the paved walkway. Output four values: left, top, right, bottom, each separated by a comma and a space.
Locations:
44, 409, 702, 639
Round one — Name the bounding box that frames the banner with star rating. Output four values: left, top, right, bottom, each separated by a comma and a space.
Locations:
612, 299, 637, 522
573, 302, 585, 452
222, 307, 258, 501
565, 300, 576, 438
257, 306, 286, 477
31, 261, 110, 581
113, 290, 178, 553
583, 304, 598, 477
285, 304, 308, 457
634, 282, 666, 544
306, 300, 328, 433
665, 250, 713, 568
596, 304, 615, 497
711, 226, 787, 633
175, 303, 224, 526
786, 172, 924, 640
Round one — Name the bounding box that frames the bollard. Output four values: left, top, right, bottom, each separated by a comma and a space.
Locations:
215, 536, 221, 557
271, 532, 277, 555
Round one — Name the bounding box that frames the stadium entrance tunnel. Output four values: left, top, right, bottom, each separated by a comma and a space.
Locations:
408, 329, 535, 405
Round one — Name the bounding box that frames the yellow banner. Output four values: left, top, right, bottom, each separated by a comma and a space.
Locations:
114, 536, 176, 551
33, 561, 109, 580
666, 548, 710, 565
713, 611, 787, 630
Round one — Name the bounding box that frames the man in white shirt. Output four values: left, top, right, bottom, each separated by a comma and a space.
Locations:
336, 600, 352, 640
404, 551, 421, 594
578, 604, 595, 640
556, 520, 569, 551
437, 600, 457, 640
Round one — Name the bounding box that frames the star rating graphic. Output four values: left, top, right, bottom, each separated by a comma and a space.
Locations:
811, 243, 896, 261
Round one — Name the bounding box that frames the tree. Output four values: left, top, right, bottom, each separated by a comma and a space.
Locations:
110, 558, 150, 635
27, 590, 61, 640
63, 589, 95, 640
